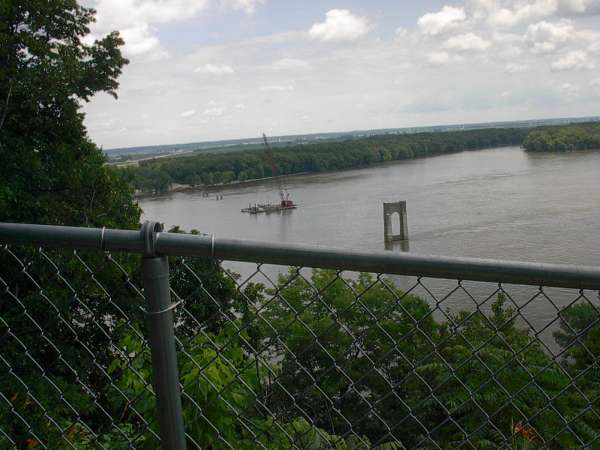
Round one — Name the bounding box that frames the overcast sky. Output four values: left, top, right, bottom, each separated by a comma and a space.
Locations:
81, 0, 600, 149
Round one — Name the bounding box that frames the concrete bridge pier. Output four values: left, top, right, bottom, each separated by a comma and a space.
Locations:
383, 201, 408, 243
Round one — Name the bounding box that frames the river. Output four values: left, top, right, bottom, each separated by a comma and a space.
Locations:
140, 146, 600, 340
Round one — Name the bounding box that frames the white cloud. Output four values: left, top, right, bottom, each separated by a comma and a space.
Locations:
487, 1, 556, 27
442, 32, 492, 51
491, 31, 522, 44
181, 109, 197, 118
395, 27, 408, 37
587, 39, 600, 53
309, 9, 370, 43
470, 0, 600, 29
94, 0, 209, 30
83, 1, 600, 149
418, 6, 467, 36
270, 58, 312, 70
203, 107, 225, 117
466, 0, 500, 20
557, 0, 600, 16
220, 0, 264, 14
119, 24, 161, 56
194, 63, 235, 75
260, 85, 295, 92
525, 20, 574, 53
427, 51, 452, 65
558, 82, 579, 95
551, 49, 595, 70
505, 62, 528, 73
91, 0, 209, 56
487, 8, 520, 27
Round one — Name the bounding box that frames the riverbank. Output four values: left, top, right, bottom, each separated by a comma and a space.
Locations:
134, 143, 526, 199
134, 172, 311, 199
131, 127, 530, 195
523, 122, 600, 152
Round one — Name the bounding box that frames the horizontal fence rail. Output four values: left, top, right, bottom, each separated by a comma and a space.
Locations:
1, 222, 600, 290
1, 221, 599, 449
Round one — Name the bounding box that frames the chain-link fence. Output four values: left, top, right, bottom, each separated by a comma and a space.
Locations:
1, 222, 599, 449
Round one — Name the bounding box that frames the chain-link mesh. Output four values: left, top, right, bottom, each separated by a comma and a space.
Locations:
1, 242, 599, 449
0, 244, 157, 449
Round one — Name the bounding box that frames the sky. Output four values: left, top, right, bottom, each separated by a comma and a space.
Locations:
81, 0, 600, 149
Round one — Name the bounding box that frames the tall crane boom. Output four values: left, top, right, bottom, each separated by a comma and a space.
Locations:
262, 133, 294, 206
240, 133, 297, 214
262, 133, 279, 179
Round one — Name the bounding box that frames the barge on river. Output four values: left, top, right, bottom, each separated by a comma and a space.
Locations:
242, 133, 299, 215
241, 192, 297, 214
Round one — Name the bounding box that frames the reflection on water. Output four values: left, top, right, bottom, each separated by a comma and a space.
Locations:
384, 240, 410, 252
140, 146, 600, 336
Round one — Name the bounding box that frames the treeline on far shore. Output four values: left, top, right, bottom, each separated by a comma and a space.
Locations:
130, 128, 530, 194
522, 122, 600, 152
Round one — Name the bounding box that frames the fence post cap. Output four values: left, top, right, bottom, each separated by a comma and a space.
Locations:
141, 221, 163, 257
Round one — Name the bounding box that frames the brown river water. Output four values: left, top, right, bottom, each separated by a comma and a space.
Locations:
140, 146, 600, 343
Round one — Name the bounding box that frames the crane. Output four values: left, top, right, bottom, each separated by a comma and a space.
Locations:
241, 134, 297, 214
262, 133, 293, 207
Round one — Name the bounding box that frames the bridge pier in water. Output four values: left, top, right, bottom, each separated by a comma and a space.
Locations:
383, 201, 409, 249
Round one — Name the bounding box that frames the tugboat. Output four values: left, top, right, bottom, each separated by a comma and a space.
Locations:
279, 189, 296, 210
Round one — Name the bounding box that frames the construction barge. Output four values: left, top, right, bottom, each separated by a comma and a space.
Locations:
241, 133, 299, 215
241, 193, 297, 214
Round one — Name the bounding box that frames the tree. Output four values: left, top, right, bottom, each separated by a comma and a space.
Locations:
132, 128, 529, 194
254, 271, 599, 448
0, 3, 142, 447
0, 0, 138, 228
522, 123, 600, 153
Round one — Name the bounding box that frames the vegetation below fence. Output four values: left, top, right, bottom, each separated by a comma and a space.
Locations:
130, 128, 529, 194
2, 245, 600, 449
523, 122, 600, 152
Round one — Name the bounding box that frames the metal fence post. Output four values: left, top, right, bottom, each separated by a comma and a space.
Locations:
140, 221, 187, 450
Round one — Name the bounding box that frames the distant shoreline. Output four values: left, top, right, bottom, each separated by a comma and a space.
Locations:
134, 172, 312, 199
134, 145, 524, 199
109, 115, 600, 158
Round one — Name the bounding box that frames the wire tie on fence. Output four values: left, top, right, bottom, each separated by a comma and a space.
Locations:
141, 299, 184, 316
100, 226, 106, 251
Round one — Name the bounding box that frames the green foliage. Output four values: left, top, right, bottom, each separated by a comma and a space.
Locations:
0, 3, 147, 447
554, 301, 600, 370
0, 3, 150, 449
260, 269, 438, 443
0, 233, 253, 448
523, 122, 600, 152
93, 321, 402, 449
254, 271, 600, 448
131, 128, 529, 193
3, 260, 600, 448
166, 226, 251, 336
0, 0, 138, 227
